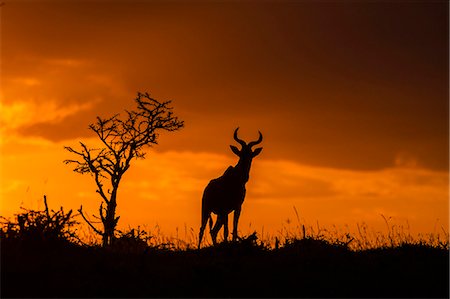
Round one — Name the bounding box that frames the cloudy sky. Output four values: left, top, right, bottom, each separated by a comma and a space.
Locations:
1, 1, 448, 241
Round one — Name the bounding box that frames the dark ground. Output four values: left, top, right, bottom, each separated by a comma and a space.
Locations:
1, 237, 449, 298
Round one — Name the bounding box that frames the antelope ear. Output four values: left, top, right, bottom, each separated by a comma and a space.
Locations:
230, 145, 241, 156
252, 147, 263, 157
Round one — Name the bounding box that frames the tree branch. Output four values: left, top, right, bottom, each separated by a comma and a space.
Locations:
78, 205, 103, 236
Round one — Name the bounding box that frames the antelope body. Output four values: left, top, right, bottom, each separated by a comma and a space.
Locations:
198, 127, 263, 248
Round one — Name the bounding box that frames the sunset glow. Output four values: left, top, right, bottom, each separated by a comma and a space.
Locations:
1, 2, 448, 243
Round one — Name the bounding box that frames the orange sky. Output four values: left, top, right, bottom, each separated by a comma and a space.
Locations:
1, 2, 448, 241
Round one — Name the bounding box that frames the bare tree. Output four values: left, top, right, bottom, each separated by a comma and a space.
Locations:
64, 92, 184, 247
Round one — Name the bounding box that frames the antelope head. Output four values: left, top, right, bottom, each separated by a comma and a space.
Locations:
230, 127, 263, 165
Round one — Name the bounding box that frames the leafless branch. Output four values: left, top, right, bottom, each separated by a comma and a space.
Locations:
78, 205, 103, 236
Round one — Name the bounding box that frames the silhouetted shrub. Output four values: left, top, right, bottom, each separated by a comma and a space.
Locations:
0, 195, 78, 245
113, 226, 150, 253
199, 232, 270, 258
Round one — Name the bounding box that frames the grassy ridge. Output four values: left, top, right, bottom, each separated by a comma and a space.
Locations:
1, 199, 449, 298
1, 233, 449, 298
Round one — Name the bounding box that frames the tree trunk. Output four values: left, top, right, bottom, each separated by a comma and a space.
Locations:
102, 189, 118, 247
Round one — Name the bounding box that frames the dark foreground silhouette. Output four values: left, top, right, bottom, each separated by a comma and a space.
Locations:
2, 234, 448, 298
199, 127, 263, 248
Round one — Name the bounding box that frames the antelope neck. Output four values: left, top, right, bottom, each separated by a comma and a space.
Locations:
234, 158, 252, 183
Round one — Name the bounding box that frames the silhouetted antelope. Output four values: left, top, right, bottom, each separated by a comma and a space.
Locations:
198, 127, 263, 248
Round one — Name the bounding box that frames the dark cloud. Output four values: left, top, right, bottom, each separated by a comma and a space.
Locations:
18, 113, 94, 142
249, 176, 337, 200
3, 1, 448, 171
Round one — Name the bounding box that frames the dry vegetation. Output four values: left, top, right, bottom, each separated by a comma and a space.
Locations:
1, 196, 449, 298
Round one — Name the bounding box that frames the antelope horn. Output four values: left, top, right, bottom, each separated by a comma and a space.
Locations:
248, 131, 263, 148
233, 127, 246, 147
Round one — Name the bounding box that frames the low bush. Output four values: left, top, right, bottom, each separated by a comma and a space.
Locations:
0, 195, 79, 245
